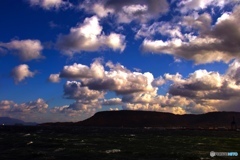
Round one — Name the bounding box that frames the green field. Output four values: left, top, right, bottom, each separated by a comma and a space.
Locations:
0, 126, 239, 160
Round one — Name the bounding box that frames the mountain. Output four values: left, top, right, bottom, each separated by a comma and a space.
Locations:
75, 110, 240, 128
0, 117, 38, 126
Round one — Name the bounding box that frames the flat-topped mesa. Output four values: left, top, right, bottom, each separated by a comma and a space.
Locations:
74, 110, 240, 129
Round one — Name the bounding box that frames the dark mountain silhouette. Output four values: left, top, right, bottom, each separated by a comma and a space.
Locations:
75, 110, 239, 128
41, 110, 240, 129
0, 117, 38, 126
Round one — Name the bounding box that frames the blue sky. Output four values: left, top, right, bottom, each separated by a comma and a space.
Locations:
0, 0, 240, 123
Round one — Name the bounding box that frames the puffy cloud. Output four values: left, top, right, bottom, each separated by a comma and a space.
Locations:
141, 5, 240, 64
53, 60, 217, 115
105, 33, 126, 52
11, 64, 35, 84
50, 104, 96, 121
120, 59, 240, 114
80, 3, 114, 18
48, 73, 60, 83
64, 81, 105, 101
56, 16, 126, 55
102, 98, 122, 105
0, 99, 48, 122
50, 59, 240, 117
0, 39, 43, 61
178, 0, 238, 13
226, 60, 240, 84
58, 59, 157, 95
105, 0, 169, 23
63, 81, 105, 111
152, 76, 165, 87
49, 81, 105, 121
168, 70, 223, 91
122, 92, 218, 114
28, 0, 71, 10
84, 65, 156, 94
123, 103, 188, 115
53, 59, 220, 114
136, 22, 183, 39
0, 100, 14, 111
80, 0, 169, 23
165, 60, 240, 106
59, 59, 104, 79
14, 98, 48, 113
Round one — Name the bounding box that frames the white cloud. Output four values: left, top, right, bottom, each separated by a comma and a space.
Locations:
11, 64, 35, 84
59, 58, 104, 79
52, 59, 220, 115
64, 81, 105, 101
28, 0, 71, 10
48, 73, 60, 83
57, 59, 158, 95
80, 0, 169, 23
136, 22, 183, 39
56, 16, 126, 54
105, 33, 126, 52
102, 98, 122, 105
49, 81, 106, 121
152, 76, 165, 87
141, 5, 240, 64
0, 100, 14, 111
50, 58, 240, 118
86, 3, 114, 18
178, 0, 238, 13
0, 99, 48, 122
0, 39, 43, 61
165, 60, 240, 112
50, 104, 96, 122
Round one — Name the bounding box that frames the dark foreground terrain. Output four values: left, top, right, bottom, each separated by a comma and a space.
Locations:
0, 126, 239, 160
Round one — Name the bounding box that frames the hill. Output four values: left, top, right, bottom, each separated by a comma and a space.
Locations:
75, 110, 240, 128
0, 117, 38, 126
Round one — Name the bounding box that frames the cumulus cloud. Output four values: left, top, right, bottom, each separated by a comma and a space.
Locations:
56, 16, 126, 55
59, 58, 104, 79
48, 81, 105, 121
141, 5, 240, 64
0, 99, 48, 122
55, 58, 240, 115
162, 60, 240, 112
80, 2, 114, 18
64, 81, 105, 101
102, 98, 122, 105
51, 59, 194, 117
0, 100, 14, 111
48, 73, 60, 83
136, 22, 183, 39
58, 59, 157, 95
11, 64, 36, 84
80, 0, 169, 23
62, 81, 104, 112
0, 39, 43, 61
28, 0, 71, 10
178, 0, 238, 13
121, 92, 217, 114
50, 59, 222, 115
152, 76, 165, 87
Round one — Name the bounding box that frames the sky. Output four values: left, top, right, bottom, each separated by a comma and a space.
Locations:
0, 0, 240, 123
